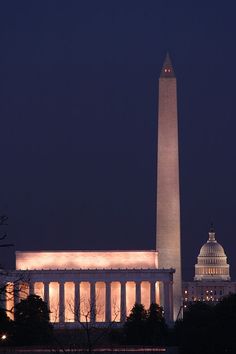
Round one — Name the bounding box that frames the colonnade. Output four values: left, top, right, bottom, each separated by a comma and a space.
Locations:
5, 279, 173, 324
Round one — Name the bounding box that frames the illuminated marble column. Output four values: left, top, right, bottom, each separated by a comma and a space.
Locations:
59, 282, 65, 323
44, 282, 49, 306
136, 281, 141, 304
121, 282, 126, 322
159, 282, 164, 307
156, 53, 182, 320
90, 282, 96, 323
168, 281, 174, 321
155, 282, 160, 305
105, 282, 111, 322
150, 281, 156, 304
6, 283, 14, 320
74, 282, 80, 321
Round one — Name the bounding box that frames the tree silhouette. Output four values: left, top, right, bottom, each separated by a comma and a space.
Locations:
175, 302, 217, 354
0, 307, 12, 337
124, 303, 147, 345
214, 294, 236, 353
14, 294, 53, 345
0, 214, 28, 320
146, 303, 167, 345
52, 293, 120, 353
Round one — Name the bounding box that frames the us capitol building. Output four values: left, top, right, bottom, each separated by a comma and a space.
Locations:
183, 225, 236, 305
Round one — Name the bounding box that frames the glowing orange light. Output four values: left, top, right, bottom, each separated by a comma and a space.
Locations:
111, 282, 121, 322
155, 281, 160, 304
16, 251, 158, 270
34, 282, 44, 300
5, 283, 14, 320
80, 282, 91, 322
49, 282, 59, 323
65, 282, 75, 322
126, 282, 136, 315
95, 282, 106, 322
141, 281, 150, 309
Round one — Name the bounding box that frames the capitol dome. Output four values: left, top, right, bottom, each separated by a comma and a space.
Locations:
194, 226, 230, 281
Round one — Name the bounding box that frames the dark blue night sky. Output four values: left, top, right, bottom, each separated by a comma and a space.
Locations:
0, 1, 236, 280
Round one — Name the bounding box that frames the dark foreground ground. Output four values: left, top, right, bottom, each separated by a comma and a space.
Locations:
0, 327, 178, 353
0, 348, 178, 353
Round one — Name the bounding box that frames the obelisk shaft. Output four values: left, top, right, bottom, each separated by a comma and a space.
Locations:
156, 54, 182, 320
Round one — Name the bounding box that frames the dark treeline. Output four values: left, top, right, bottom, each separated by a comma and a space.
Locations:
124, 303, 167, 345
1, 293, 236, 352
124, 294, 236, 353
175, 293, 236, 354
0, 297, 168, 348
0, 295, 53, 346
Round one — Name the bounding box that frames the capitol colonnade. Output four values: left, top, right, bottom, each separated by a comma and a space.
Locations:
4, 269, 174, 325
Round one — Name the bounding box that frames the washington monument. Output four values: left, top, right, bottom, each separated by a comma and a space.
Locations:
156, 53, 182, 319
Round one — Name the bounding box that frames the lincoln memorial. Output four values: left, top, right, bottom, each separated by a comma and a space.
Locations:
4, 251, 174, 325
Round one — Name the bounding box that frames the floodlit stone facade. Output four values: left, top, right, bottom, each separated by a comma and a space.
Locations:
16, 250, 158, 270
183, 280, 236, 305
9, 264, 174, 325
194, 228, 230, 281
156, 53, 182, 319
183, 227, 235, 306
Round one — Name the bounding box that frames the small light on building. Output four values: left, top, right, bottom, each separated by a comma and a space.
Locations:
1, 334, 7, 340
